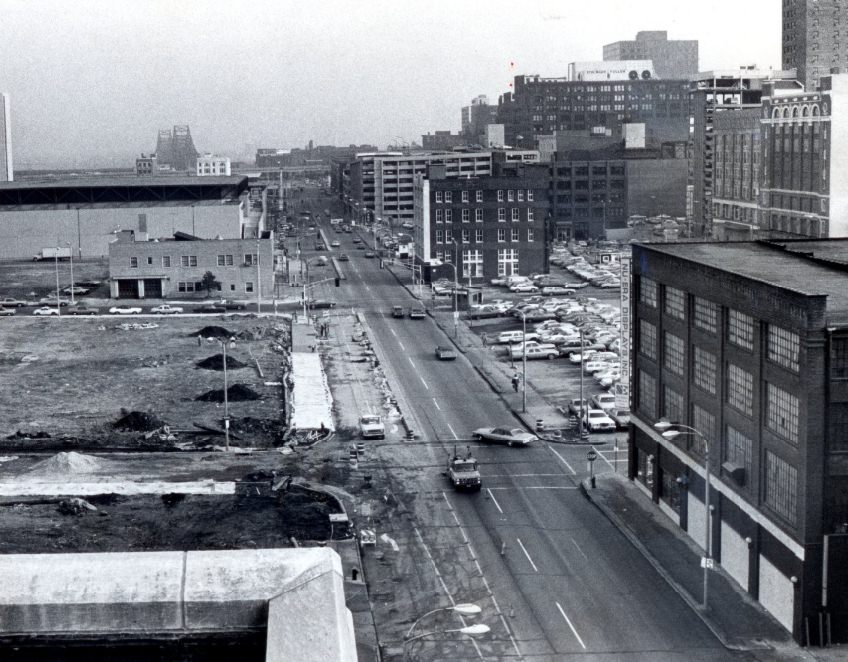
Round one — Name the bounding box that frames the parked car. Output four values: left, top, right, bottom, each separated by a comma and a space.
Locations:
567, 398, 589, 416
391, 306, 405, 318
359, 414, 385, 440
307, 300, 336, 309
519, 346, 559, 360
0, 296, 28, 307
585, 408, 616, 433
584, 359, 618, 374
409, 308, 426, 319
0, 307, 16, 316
62, 286, 91, 295
109, 306, 142, 315
195, 304, 227, 314
472, 427, 537, 447
509, 283, 539, 293
32, 306, 59, 316
364, 251, 376, 258
151, 304, 184, 315
540, 286, 575, 296
609, 409, 631, 429
495, 330, 539, 344
467, 305, 503, 320
38, 297, 69, 307
66, 306, 100, 316
591, 393, 617, 411
338, 253, 350, 261
330, 240, 340, 247
435, 345, 457, 361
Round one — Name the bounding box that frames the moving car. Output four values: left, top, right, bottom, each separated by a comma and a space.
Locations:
330, 240, 340, 247
591, 393, 617, 411
38, 297, 69, 307
307, 300, 336, 309
435, 345, 457, 361
338, 253, 350, 261
409, 308, 426, 319
391, 306, 405, 318
108, 306, 142, 315
32, 306, 59, 316
151, 304, 184, 314
0, 307, 16, 316
364, 251, 376, 258
66, 306, 100, 316
359, 414, 385, 440
0, 296, 28, 307
472, 427, 537, 447
195, 304, 227, 314
585, 408, 616, 432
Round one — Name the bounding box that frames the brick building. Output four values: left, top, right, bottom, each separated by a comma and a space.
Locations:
630, 239, 848, 644
603, 31, 699, 80
412, 162, 550, 284
783, 0, 848, 92
108, 232, 274, 299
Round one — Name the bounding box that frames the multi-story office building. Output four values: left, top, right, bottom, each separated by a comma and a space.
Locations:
109, 233, 274, 299
340, 148, 539, 226
497, 75, 690, 150
603, 31, 698, 80
0, 93, 12, 182
783, 0, 848, 92
630, 239, 848, 645
135, 154, 159, 176
688, 69, 801, 237
421, 131, 467, 150
412, 162, 549, 284
461, 95, 498, 140
196, 154, 232, 177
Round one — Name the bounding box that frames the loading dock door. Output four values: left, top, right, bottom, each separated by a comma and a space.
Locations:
143, 279, 162, 299
117, 280, 139, 299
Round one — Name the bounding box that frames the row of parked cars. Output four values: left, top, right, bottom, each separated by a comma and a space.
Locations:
0, 299, 250, 317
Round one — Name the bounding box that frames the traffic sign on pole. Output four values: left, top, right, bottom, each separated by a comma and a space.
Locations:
587, 450, 597, 462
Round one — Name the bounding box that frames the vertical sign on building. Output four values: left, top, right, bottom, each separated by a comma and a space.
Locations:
615, 256, 631, 410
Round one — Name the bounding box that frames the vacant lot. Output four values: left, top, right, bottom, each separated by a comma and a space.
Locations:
0, 258, 110, 300
0, 315, 287, 447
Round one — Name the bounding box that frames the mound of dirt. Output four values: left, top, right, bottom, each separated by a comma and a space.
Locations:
191, 326, 233, 339
27, 451, 102, 476
195, 383, 262, 402
113, 410, 165, 431
196, 353, 247, 371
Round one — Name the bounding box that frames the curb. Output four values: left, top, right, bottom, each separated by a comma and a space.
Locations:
579, 478, 756, 652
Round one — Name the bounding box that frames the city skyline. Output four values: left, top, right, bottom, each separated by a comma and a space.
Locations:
2, 0, 781, 168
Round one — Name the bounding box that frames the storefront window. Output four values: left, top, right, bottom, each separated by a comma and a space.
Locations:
636, 447, 654, 490
660, 471, 682, 514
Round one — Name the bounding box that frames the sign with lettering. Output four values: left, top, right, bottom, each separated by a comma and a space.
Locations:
617, 256, 631, 410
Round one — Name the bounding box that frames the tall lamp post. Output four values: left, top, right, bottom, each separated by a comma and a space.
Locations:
520, 310, 528, 413
221, 337, 236, 451
654, 419, 711, 609
65, 242, 76, 306
54, 247, 62, 316
404, 603, 482, 641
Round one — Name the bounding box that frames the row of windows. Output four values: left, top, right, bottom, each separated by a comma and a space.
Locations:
179, 280, 254, 293
640, 277, 800, 373
434, 208, 536, 223
434, 189, 535, 204
434, 228, 535, 244
128, 254, 260, 269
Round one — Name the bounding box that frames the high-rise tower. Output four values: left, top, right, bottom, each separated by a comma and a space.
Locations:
0, 93, 13, 182
783, 0, 848, 91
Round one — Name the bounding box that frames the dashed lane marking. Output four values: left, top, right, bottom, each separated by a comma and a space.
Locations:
433, 398, 441, 411
487, 488, 504, 514
556, 601, 587, 649
571, 537, 589, 561
516, 537, 539, 572
446, 422, 458, 439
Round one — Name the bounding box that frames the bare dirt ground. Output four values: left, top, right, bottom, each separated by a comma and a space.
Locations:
0, 258, 110, 300
0, 316, 287, 448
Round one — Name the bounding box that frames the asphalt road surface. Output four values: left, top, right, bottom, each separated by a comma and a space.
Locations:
296, 207, 752, 660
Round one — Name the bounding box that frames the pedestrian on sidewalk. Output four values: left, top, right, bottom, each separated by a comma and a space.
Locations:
481, 332, 487, 346
511, 374, 520, 393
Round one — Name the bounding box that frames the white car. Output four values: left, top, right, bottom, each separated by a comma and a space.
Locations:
32, 306, 59, 316
521, 346, 559, 360
568, 350, 599, 364
495, 330, 539, 344
584, 359, 617, 374
591, 393, 617, 411
108, 306, 142, 315
150, 304, 184, 315
585, 408, 616, 432
508, 341, 557, 358
359, 414, 385, 440
509, 283, 538, 293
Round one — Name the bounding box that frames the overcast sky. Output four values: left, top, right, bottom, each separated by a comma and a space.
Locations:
1, 0, 781, 169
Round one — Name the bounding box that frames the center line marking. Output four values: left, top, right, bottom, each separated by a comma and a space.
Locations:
446, 422, 458, 439
398, 341, 405, 351
407, 357, 416, 369
432, 398, 441, 410
390, 328, 397, 337
487, 488, 503, 514
516, 537, 538, 572
571, 538, 588, 561
556, 601, 586, 649
548, 446, 577, 475
420, 376, 429, 390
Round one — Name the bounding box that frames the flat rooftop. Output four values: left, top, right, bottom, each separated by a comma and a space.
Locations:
0, 175, 247, 190
639, 240, 848, 312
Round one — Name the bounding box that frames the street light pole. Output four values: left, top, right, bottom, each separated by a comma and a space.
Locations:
256, 237, 261, 314
222, 338, 235, 451
579, 327, 587, 438
54, 248, 61, 316
66, 242, 75, 305
521, 311, 527, 413
654, 420, 711, 609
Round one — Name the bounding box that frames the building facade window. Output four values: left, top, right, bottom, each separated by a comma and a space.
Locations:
245, 282, 254, 293
527, 208, 535, 221
639, 276, 657, 307
765, 450, 798, 525
527, 189, 534, 201
461, 190, 469, 203
497, 228, 506, 242
833, 337, 848, 380
217, 254, 234, 267
528, 229, 535, 242
435, 191, 443, 203
445, 209, 453, 223
162, 256, 171, 268
462, 229, 470, 243
243, 254, 259, 266
511, 208, 520, 222
664, 286, 686, 320
726, 425, 753, 477
498, 208, 506, 222
475, 229, 484, 243
475, 208, 483, 222
694, 297, 718, 334
638, 320, 656, 360
663, 332, 685, 375
177, 281, 196, 292
436, 209, 444, 223
445, 191, 452, 203
476, 190, 483, 203
497, 248, 519, 276
693, 346, 717, 394
767, 325, 800, 372
517, 190, 525, 202
130, 257, 138, 268
766, 383, 800, 444
511, 228, 519, 242
691, 404, 715, 456
728, 309, 755, 350
445, 228, 453, 243
462, 209, 470, 223
663, 386, 684, 423
463, 249, 483, 278
181, 255, 197, 267
497, 190, 504, 202
638, 370, 657, 418
727, 363, 754, 416
507, 190, 515, 202
436, 229, 444, 243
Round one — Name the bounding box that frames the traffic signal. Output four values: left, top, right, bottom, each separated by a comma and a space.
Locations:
334, 277, 340, 287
